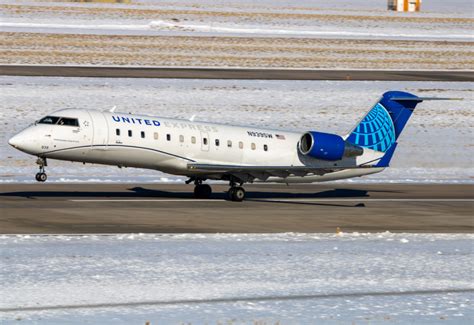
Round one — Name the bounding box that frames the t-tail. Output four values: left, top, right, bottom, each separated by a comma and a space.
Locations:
346, 91, 458, 167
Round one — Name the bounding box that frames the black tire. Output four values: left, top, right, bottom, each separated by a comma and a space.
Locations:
201, 184, 212, 198
194, 184, 212, 199
35, 173, 41, 182
227, 187, 235, 200
230, 187, 245, 202
38, 173, 47, 182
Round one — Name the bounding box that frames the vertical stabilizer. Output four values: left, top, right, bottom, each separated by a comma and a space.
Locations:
346, 91, 420, 153
346, 91, 459, 166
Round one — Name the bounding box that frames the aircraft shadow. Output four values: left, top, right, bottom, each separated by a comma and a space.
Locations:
0, 187, 370, 200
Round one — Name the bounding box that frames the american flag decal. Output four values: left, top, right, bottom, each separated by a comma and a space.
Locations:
275, 134, 286, 140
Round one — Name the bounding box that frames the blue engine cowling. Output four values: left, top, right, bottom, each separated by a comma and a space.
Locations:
299, 131, 362, 161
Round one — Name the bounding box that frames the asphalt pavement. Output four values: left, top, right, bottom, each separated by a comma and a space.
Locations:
1, 65, 473, 81
1, 183, 472, 233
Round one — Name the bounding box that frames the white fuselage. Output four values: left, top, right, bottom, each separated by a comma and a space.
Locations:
9, 109, 385, 183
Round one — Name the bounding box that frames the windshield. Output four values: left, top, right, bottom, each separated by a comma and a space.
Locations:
38, 116, 60, 124
58, 118, 79, 126
38, 116, 79, 127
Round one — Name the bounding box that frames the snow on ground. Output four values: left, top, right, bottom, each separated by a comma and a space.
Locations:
1, 76, 472, 183
0, 233, 473, 324
1, 0, 472, 40
2, 20, 471, 41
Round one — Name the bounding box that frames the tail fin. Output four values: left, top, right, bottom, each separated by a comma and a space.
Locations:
346, 91, 421, 153
346, 91, 459, 167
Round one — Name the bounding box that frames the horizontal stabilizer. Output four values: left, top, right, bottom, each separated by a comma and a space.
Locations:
390, 97, 462, 102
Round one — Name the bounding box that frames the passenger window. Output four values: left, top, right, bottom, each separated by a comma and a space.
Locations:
227, 140, 232, 148
116, 129, 120, 136
239, 141, 243, 149
141, 131, 145, 138
215, 139, 220, 146
203, 138, 208, 145
128, 130, 132, 137
179, 135, 184, 143
166, 134, 171, 141
191, 136, 196, 144
154, 132, 159, 140
38, 116, 60, 125
264, 144, 268, 151
251, 143, 256, 150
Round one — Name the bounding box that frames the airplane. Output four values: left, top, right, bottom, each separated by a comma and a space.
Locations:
8, 91, 451, 201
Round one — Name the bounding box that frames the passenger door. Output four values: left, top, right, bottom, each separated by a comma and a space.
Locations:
87, 111, 109, 148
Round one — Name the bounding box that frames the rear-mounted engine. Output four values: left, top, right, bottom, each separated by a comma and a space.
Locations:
299, 131, 363, 161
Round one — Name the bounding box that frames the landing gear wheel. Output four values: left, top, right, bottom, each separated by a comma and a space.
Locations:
228, 186, 245, 202
35, 157, 48, 182
194, 184, 212, 199
35, 172, 47, 182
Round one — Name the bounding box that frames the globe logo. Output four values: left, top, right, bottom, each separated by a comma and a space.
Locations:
347, 103, 396, 152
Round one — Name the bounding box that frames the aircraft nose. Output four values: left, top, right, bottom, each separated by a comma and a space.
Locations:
8, 134, 21, 148
8, 129, 38, 154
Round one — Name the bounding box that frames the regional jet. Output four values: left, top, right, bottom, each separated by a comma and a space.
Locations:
8, 91, 447, 201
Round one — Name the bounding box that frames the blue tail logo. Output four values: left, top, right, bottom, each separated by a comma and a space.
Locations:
347, 91, 421, 154
346, 102, 396, 152
345, 91, 457, 166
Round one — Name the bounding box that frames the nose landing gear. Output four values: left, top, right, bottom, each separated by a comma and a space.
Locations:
35, 172, 47, 182
35, 157, 47, 182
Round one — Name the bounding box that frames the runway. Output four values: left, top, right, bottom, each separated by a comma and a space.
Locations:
0, 183, 472, 233
1, 65, 473, 81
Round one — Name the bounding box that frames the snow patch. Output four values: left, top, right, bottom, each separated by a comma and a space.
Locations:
148, 19, 473, 40
0, 233, 473, 324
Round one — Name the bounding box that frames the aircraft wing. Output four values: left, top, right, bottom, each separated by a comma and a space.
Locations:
187, 163, 372, 181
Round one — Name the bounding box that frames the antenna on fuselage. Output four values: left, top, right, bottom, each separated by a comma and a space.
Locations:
109, 106, 117, 113
189, 114, 197, 122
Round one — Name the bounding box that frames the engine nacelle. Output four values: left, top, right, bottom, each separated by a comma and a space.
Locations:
299, 131, 363, 161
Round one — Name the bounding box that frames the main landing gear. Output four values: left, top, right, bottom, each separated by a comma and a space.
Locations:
188, 178, 246, 201
228, 186, 245, 202
35, 157, 47, 182
227, 179, 245, 202
193, 179, 212, 199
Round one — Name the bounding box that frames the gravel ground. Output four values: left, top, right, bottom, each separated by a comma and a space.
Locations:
1, 0, 473, 69
2, 32, 473, 69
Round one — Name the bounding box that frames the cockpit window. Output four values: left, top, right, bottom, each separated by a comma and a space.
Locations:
38, 116, 79, 127
38, 116, 60, 124
58, 118, 79, 127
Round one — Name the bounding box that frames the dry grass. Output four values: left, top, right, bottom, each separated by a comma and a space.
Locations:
1, 32, 472, 69
2, 4, 473, 25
